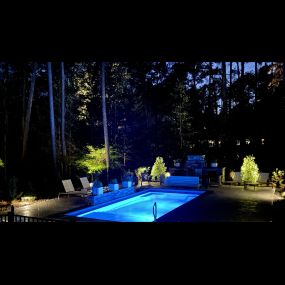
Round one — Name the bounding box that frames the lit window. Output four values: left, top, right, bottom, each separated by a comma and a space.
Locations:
236, 140, 240, 146
245, 139, 250, 145
261, 138, 265, 145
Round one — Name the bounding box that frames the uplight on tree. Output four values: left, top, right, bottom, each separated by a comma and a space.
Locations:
151, 156, 167, 181
271, 168, 284, 187
240, 155, 259, 183
75, 145, 121, 180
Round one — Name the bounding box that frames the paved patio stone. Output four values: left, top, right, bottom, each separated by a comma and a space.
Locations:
12, 185, 283, 222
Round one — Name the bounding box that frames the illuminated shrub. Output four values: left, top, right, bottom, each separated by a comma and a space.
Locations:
75, 145, 121, 179
151, 156, 167, 181
135, 167, 150, 178
271, 168, 284, 187
240, 155, 259, 183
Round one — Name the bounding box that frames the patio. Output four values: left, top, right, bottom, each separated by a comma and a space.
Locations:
4, 185, 283, 222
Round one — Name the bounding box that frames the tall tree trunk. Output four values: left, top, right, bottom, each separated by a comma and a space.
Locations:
22, 62, 37, 159
179, 102, 183, 149
114, 101, 117, 145
222, 62, 227, 116
192, 64, 197, 89
229, 62, 232, 112
47, 62, 57, 172
2, 63, 9, 190
211, 62, 218, 115
236, 62, 240, 78
241, 62, 245, 108
241, 62, 245, 78
3, 98, 8, 189
208, 62, 214, 112
101, 62, 110, 180
213, 81, 218, 115
255, 62, 258, 105
22, 66, 26, 142
60, 62, 67, 158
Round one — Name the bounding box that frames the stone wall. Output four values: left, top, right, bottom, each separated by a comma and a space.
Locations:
89, 187, 135, 206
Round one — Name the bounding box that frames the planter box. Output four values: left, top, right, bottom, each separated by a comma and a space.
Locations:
93, 187, 104, 195
122, 181, 132, 188
108, 184, 119, 191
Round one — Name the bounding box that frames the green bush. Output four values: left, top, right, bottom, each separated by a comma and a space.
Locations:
240, 155, 259, 183
151, 157, 167, 181
135, 167, 150, 178
271, 168, 284, 186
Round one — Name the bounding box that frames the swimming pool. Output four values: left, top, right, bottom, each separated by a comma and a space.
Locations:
66, 189, 205, 222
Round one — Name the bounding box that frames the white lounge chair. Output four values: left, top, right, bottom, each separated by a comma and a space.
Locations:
58, 179, 91, 199
80, 177, 92, 191
257, 172, 270, 186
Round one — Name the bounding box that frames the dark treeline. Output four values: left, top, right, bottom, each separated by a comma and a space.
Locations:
0, 62, 284, 199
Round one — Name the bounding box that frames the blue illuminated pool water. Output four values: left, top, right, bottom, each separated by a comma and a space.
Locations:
66, 189, 205, 222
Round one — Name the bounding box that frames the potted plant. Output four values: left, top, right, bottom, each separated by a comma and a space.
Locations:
108, 178, 119, 191
173, 159, 181, 167
92, 179, 104, 195
135, 166, 150, 186
122, 175, 133, 188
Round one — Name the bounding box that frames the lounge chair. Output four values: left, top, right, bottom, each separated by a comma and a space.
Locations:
257, 172, 270, 186
80, 177, 92, 191
58, 179, 91, 199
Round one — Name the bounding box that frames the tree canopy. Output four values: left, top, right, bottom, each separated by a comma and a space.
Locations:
0, 61, 284, 198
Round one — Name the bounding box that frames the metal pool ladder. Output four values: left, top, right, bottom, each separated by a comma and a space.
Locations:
153, 202, 157, 222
